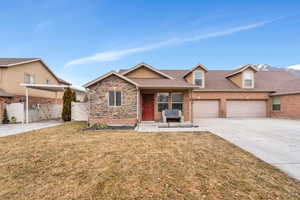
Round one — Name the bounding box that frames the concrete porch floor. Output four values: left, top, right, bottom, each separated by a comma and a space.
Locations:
136, 121, 208, 132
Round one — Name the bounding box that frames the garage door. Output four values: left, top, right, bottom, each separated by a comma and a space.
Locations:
227, 100, 267, 118
193, 100, 219, 118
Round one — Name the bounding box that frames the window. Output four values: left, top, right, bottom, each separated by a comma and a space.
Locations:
171, 93, 183, 111
243, 71, 254, 88
24, 73, 35, 84
158, 93, 169, 112
108, 90, 121, 106
46, 79, 51, 84
272, 97, 281, 111
194, 71, 203, 87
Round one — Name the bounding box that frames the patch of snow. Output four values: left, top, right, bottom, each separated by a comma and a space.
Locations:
254, 64, 270, 71
287, 64, 300, 70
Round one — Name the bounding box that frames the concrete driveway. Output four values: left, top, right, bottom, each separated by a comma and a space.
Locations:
0, 120, 63, 137
196, 118, 300, 180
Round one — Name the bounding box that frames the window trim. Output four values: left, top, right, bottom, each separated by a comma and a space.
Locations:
193, 71, 204, 88
157, 92, 169, 112
243, 71, 254, 88
24, 73, 35, 84
108, 88, 122, 107
171, 92, 184, 111
272, 97, 281, 111
46, 79, 51, 84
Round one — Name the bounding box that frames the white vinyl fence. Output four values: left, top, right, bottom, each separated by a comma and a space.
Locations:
71, 102, 88, 121
28, 104, 62, 122
6, 103, 25, 123
6, 103, 62, 123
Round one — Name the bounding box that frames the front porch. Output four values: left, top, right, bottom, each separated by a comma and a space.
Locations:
138, 89, 192, 123
136, 121, 205, 132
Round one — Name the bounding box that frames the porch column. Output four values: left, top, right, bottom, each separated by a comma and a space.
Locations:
136, 88, 140, 122
25, 87, 29, 124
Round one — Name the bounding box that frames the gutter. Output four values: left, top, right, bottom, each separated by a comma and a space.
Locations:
193, 89, 275, 93
269, 91, 300, 96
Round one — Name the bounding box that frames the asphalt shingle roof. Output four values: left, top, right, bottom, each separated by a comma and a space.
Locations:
0, 58, 39, 66
120, 67, 300, 93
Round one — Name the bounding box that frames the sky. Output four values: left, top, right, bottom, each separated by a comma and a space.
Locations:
1, 0, 300, 87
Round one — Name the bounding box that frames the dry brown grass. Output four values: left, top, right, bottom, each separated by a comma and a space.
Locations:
0, 122, 299, 200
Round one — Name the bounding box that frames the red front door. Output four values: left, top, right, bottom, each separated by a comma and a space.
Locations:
142, 94, 154, 121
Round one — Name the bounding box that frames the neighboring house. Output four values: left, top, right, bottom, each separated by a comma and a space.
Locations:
0, 58, 70, 122
84, 63, 300, 125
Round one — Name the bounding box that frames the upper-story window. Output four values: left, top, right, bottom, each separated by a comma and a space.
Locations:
24, 73, 35, 84
46, 79, 51, 84
243, 71, 254, 88
194, 71, 203, 87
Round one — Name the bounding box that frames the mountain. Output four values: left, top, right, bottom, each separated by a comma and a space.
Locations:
253, 64, 300, 76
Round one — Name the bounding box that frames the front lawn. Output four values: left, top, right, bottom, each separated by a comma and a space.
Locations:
0, 122, 299, 199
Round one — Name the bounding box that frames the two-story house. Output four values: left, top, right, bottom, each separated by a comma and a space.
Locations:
0, 58, 70, 122
84, 63, 300, 125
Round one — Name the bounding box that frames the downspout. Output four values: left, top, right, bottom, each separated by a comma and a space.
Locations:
87, 88, 91, 126
190, 89, 193, 123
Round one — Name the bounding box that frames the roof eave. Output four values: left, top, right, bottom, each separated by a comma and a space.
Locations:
225, 64, 258, 78
183, 64, 209, 78
193, 89, 275, 93
83, 71, 140, 88
270, 91, 300, 96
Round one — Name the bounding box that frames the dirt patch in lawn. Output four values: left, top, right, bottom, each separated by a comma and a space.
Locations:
0, 122, 299, 200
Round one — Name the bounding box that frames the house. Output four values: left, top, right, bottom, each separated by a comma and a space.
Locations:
0, 58, 70, 122
83, 63, 300, 125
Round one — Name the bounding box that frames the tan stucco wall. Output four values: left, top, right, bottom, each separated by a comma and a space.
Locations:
0, 61, 62, 98
125, 66, 165, 79
185, 66, 206, 86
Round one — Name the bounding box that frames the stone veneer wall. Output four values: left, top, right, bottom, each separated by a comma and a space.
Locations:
88, 75, 138, 124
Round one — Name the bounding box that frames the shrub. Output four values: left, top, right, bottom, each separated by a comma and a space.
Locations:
91, 123, 108, 129
71, 91, 76, 102
11, 116, 17, 123
2, 108, 9, 124
62, 88, 73, 121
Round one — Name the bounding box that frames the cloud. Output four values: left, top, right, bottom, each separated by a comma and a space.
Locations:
34, 20, 52, 32
65, 18, 280, 67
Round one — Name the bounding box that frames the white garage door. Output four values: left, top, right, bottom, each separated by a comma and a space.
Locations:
193, 100, 219, 119
227, 100, 267, 118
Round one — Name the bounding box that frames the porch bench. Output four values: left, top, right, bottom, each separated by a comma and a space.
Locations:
162, 109, 184, 123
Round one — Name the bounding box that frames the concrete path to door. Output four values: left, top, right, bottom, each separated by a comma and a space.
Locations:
196, 118, 300, 180
0, 120, 63, 137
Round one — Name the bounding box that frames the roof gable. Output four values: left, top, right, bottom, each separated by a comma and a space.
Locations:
183, 64, 208, 77
0, 58, 63, 84
225, 64, 258, 78
121, 63, 174, 79
83, 71, 139, 88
